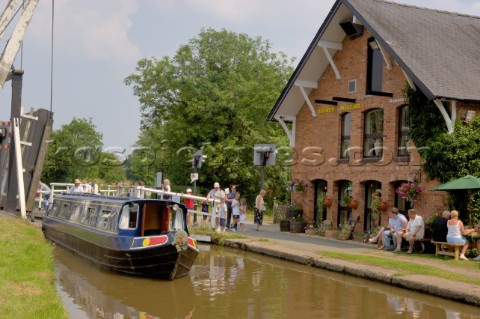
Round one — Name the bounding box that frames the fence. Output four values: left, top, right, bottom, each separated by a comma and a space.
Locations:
35, 183, 217, 226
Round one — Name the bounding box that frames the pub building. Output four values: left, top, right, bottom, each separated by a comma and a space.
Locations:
268, 0, 480, 233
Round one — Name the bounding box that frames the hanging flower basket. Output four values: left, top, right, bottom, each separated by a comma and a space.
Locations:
323, 197, 333, 208
378, 201, 388, 212
348, 199, 359, 209
395, 181, 422, 202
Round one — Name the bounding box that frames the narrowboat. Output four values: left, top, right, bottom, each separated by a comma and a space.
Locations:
42, 193, 199, 280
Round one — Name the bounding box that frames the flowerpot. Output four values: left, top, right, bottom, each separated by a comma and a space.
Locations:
290, 221, 306, 233
323, 198, 333, 208
348, 199, 359, 209
378, 201, 388, 212
324, 230, 339, 238
305, 228, 319, 235
279, 220, 290, 232
287, 208, 303, 220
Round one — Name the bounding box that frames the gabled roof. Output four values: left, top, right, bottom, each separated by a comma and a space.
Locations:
268, 0, 480, 120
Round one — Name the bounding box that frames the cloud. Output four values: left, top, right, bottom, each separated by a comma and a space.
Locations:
150, 0, 333, 25
27, 0, 142, 66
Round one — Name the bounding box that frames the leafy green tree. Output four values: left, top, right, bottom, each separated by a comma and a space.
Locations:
406, 87, 480, 224
42, 118, 126, 184
125, 28, 293, 201
98, 152, 127, 183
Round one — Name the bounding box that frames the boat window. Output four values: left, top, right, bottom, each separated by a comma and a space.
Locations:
96, 209, 117, 231
119, 204, 139, 230
170, 204, 184, 231
81, 206, 98, 227
69, 204, 82, 222
50, 202, 60, 217
59, 202, 71, 220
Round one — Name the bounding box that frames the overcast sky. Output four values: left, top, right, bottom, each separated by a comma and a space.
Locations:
0, 0, 479, 152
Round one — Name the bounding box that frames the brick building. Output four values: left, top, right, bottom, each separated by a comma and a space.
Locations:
268, 0, 480, 232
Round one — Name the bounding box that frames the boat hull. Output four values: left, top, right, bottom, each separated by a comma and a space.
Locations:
41, 194, 199, 280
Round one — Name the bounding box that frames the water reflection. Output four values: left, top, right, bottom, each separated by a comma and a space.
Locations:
55, 245, 480, 319
55, 248, 195, 318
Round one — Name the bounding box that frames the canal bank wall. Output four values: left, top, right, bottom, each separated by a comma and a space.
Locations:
193, 221, 480, 307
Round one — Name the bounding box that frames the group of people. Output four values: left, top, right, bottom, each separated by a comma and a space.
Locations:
369, 208, 424, 254
368, 207, 480, 260
431, 210, 480, 261
205, 182, 248, 232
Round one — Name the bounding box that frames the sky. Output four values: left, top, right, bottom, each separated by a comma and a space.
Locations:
1, 0, 479, 153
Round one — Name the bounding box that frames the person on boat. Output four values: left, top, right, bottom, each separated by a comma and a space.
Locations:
37, 181, 51, 210
70, 179, 85, 193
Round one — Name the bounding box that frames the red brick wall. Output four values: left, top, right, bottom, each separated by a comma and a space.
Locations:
290, 30, 459, 232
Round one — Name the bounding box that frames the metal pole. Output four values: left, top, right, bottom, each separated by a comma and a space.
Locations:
193, 165, 197, 224
260, 164, 265, 191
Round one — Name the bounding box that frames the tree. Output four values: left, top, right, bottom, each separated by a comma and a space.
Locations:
405, 87, 480, 224
42, 118, 126, 184
125, 28, 293, 201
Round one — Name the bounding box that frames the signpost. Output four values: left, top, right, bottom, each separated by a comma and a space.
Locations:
253, 144, 276, 191
192, 150, 206, 224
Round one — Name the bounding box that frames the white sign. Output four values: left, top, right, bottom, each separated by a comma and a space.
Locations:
191, 173, 198, 183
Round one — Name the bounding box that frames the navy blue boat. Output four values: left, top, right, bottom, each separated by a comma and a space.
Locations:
42, 193, 199, 280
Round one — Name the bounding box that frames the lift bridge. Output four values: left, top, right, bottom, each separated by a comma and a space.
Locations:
0, 0, 53, 219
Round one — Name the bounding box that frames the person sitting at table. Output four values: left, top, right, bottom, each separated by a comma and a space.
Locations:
470, 220, 480, 261
397, 209, 424, 254
446, 210, 476, 261
432, 210, 450, 243
382, 207, 408, 251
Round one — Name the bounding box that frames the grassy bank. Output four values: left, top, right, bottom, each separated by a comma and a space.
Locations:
321, 251, 480, 285
0, 218, 67, 319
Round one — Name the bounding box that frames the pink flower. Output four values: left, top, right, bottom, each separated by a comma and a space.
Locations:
395, 182, 421, 202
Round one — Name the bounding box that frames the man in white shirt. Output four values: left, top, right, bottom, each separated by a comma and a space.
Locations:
70, 179, 85, 193
398, 209, 425, 254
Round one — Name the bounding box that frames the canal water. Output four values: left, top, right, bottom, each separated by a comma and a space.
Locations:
55, 244, 479, 319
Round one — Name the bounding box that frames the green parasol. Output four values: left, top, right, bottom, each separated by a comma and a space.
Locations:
431, 175, 480, 227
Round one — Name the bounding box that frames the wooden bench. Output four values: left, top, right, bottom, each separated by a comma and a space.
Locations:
431, 241, 465, 260
400, 238, 431, 254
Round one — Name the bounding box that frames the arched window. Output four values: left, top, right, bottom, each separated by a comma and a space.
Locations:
337, 180, 352, 226
364, 109, 384, 158
397, 105, 410, 157
340, 113, 351, 159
